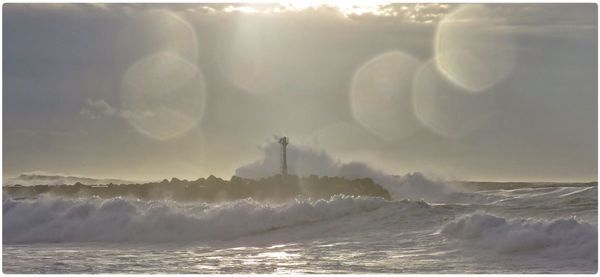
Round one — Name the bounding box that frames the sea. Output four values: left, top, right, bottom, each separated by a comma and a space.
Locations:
3, 181, 597, 274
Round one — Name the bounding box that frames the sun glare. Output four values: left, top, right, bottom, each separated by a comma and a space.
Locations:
284, 1, 391, 16
220, 1, 393, 17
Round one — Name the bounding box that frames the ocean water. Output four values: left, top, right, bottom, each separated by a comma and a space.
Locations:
3, 183, 597, 274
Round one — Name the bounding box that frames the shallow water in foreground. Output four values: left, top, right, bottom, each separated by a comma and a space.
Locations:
3, 183, 597, 273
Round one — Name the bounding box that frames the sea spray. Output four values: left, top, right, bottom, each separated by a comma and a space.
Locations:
235, 140, 463, 202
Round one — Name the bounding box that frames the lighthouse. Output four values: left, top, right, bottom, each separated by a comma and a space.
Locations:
278, 136, 289, 177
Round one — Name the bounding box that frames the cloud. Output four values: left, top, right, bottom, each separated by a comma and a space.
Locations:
80, 98, 117, 119
7, 3, 595, 27
80, 98, 151, 123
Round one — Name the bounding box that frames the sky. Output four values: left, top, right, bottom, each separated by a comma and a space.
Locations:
3, 3, 598, 182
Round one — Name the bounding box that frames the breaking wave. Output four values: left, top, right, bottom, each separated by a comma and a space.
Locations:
3, 195, 388, 243
235, 140, 465, 202
442, 213, 598, 261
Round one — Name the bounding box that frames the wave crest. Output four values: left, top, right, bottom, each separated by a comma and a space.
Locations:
3, 195, 387, 243
442, 213, 598, 260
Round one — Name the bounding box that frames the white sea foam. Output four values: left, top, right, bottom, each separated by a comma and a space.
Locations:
3, 195, 388, 243
442, 212, 598, 260
3, 188, 597, 273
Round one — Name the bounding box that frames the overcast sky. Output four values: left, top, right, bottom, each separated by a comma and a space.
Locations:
3, 3, 597, 182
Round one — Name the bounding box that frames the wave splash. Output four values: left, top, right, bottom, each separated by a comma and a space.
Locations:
235, 140, 464, 202
442, 212, 598, 260
3, 195, 387, 243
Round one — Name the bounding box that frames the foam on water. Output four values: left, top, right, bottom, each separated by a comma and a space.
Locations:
3, 182, 597, 273
3, 158, 597, 274
3, 195, 388, 243
442, 212, 598, 261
